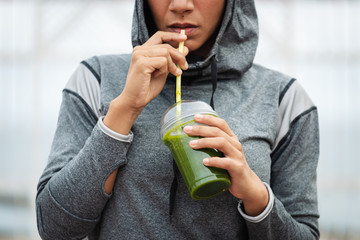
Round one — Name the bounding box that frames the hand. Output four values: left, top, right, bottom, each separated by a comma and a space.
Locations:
104, 31, 189, 135
183, 114, 269, 216
120, 31, 189, 111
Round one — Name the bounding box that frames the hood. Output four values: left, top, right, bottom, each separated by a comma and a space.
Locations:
131, 0, 258, 81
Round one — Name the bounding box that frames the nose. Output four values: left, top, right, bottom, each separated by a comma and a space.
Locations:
169, 0, 194, 14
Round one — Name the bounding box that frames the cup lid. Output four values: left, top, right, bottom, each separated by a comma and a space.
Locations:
160, 100, 217, 138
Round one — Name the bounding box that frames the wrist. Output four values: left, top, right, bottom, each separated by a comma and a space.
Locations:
241, 179, 269, 216
237, 182, 274, 223
103, 95, 142, 135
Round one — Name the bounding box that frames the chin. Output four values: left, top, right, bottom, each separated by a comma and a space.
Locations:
184, 41, 200, 53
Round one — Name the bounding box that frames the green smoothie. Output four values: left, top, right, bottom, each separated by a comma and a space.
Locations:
163, 119, 231, 200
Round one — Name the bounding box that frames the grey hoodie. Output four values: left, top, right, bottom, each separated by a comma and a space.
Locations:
36, 0, 320, 239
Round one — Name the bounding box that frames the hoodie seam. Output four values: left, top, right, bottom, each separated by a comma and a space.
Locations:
279, 78, 296, 105
271, 106, 317, 159
63, 89, 99, 122
81, 60, 101, 84
47, 184, 101, 222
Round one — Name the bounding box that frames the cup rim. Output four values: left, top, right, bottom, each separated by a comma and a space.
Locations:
160, 100, 217, 138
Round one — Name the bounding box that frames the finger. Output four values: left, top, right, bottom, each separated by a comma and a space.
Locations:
184, 125, 225, 138
165, 44, 188, 70
135, 46, 183, 76
132, 48, 175, 76
147, 56, 169, 78
194, 114, 236, 137
158, 44, 188, 70
184, 125, 242, 151
203, 157, 234, 171
183, 46, 190, 56
189, 137, 241, 159
138, 44, 188, 73
203, 157, 248, 180
144, 31, 187, 46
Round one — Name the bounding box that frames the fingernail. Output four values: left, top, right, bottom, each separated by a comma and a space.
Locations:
184, 62, 188, 69
189, 140, 198, 146
183, 126, 192, 132
194, 114, 203, 120
176, 68, 182, 76
203, 158, 209, 165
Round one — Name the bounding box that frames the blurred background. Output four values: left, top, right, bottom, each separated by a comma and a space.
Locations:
0, 0, 359, 239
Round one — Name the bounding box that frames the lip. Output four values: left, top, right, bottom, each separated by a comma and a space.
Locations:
168, 23, 198, 36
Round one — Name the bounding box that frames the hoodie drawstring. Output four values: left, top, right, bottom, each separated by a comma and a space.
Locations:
169, 160, 179, 223
169, 55, 218, 223
210, 56, 218, 110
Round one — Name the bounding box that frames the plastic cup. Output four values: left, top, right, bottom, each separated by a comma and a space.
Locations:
160, 100, 231, 200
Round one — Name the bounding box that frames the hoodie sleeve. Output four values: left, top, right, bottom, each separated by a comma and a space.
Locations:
243, 80, 320, 239
35, 63, 132, 240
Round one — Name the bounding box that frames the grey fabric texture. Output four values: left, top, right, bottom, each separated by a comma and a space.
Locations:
36, 0, 320, 239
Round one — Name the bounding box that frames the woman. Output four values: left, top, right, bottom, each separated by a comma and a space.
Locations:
36, 0, 320, 239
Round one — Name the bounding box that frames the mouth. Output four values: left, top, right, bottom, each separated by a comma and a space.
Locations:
168, 23, 198, 36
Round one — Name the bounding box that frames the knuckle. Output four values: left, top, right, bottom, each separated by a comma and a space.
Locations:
234, 139, 243, 151
132, 56, 141, 65
233, 158, 245, 169
153, 47, 165, 56
201, 114, 209, 121
234, 162, 243, 172
160, 47, 168, 55
154, 31, 163, 38
218, 118, 227, 127
132, 50, 142, 61
170, 63, 178, 72
179, 58, 187, 67
210, 157, 221, 166
192, 125, 201, 133
219, 137, 227, 145
164, 43, 173, 49
136, 56, 146, 65
213, 127, 223, 136
224, 160, 233, 169
214, 157, 229, 169
159, 56, 167, 64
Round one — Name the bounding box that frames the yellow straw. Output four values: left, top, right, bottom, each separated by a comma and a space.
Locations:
175, 30, 185, 135
176, 29, 186, 103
